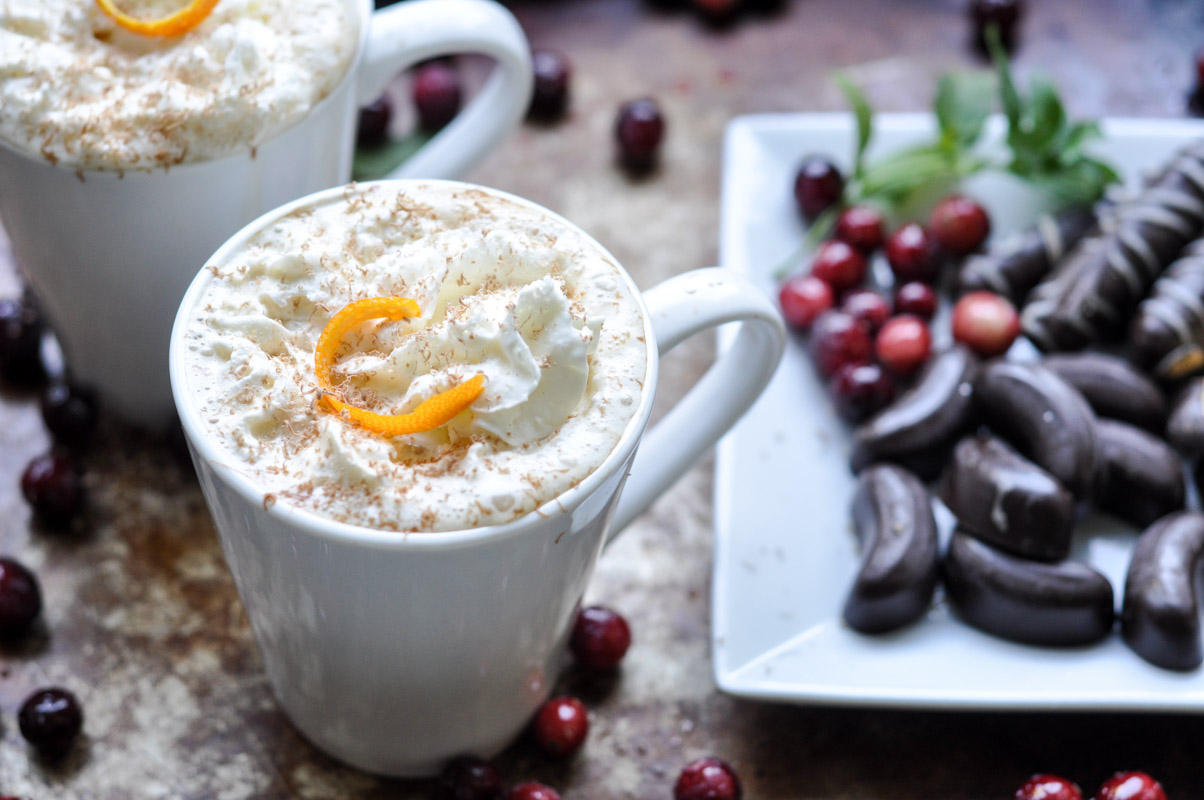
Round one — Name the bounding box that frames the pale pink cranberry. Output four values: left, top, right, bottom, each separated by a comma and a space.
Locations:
1015, 774, 1083, 800
810, 240, 867, 293
951, 290, 1020, 357
674, 758, 742, 800
809, 310, 872, 378
930, 195, 991, 256
841, 289, 891, 334
885, 223, 937, 283
779, 275, 834, 331
834, 205, 886, 253
1093, 772, 1166, 800
892, 281, 937, 320
875, 315, 932, 377
532, 696, 588, 756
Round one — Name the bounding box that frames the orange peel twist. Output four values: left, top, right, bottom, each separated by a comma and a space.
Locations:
314, 297, 485, 437
94, 0, 221, 37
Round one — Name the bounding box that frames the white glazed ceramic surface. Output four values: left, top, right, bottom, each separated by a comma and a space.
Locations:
713, 112, 1204, 711
170, 179, 786, 776
0, 0, 533, 425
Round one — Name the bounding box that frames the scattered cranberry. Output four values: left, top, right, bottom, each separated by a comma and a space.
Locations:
507, 782, 561, 800
437, 756, 504, 800
674, 758, 742, 800
532, 696, 589, 756
793, 156, 844, 221
18, 687, 83, 756
885, 223, 938, 283
356, 93, 393, 147
892, 281, 938, 320
570, 605, 631, 671
0, 293, 44, 380
41, 382, 98, 449
809, 310, 872, 378
413, 61, 462, 132
691, 0, 741, 24
1190, 48, 1204, 116
875, 315, 932, 377
834, 205, 886, 253
951, 290, 1020, 357
615, 97, 666, 174
0, 556, 42, 637
829, 363, 895, 423
1093, 772, 1166, 800
1015, 774, 1084, 800
778, 275, 834, 331
809, 240, 867, 293
527, 50, 571, 123
21, 451, 85, 528
969, 0, 1025, 54
841, 289, 891, 333
930, 195, 991, 256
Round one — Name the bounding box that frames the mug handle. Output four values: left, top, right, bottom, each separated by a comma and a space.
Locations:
607, 268, 786, 540
357, 0, 533, 180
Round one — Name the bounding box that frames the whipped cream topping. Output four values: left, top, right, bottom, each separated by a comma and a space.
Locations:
0, 0, 358, 170
180, 183, 648, 532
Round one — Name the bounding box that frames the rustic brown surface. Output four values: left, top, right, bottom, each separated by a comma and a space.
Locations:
4, 0, 1204, 797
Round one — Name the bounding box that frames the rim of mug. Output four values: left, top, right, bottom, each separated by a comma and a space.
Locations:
0, 0, 373, 175
169, 178, 660, 550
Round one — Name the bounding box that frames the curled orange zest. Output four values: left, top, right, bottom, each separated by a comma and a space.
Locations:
314, 296, 485, 437
94, 0, 220, 37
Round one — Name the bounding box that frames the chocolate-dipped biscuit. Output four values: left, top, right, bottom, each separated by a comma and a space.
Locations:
1023, 142, 1204, 351
844, 464, 939, 634
1042, 352, 1167, 432
1122, 511, 1204, 671
1130, 237, 1204, 378
943, 530, 1115, 647
1092, 418, 1185, 528
958, 205, 1096, 304
939, 434, 1074, 561
850, 347, 980, 480
973, 360, 1098, 498
1165, 376, 1204, 457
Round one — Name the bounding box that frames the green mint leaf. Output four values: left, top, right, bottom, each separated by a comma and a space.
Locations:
934, 71, 994, 153
986, 25, 1022, 133
1023, 75, 1067, 156
835, 74, 874, 179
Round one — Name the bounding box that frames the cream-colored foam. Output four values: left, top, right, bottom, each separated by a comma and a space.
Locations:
181, 183, 648, 532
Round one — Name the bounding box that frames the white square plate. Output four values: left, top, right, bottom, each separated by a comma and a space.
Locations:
713, 112, 1204, 711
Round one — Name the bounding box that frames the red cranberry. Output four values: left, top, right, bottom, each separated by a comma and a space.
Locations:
528, 50, 571, 123
21, 451, 85, 528
532, 696, 589, 756
1196, 46, 1204, 89
570, 605, 631, 671
41, 382, 99, 449
841, 289, 891, 333
951, 290, 1020, 357
779, 275, 835, 331
1015, 774, 1083, 800
892, 281, 938, 320
615, 97, 665, 174
1093, 772, 1166, 800
810, 240, 867, 293
18, 687, 83, 755
0, 293, 44, 380
356, 93, 393, 147
829, 363, 895, 423
885, 223, 938, 283
692, 0, 741, 24
0, 556, 42, 637
793, 156, 845, 221
437, 756, 504, 800
674, 758, 742, 800
875, 315, 932, 377
809, 310, 872, 378
834, 205, 886, 253
930, 195, 991, 256
970, 0, 1025, 54
507, 782, 561, 800
413, 61, 463, 132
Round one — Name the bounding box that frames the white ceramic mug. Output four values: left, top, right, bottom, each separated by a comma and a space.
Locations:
169, 180, 786, 777
0, 0, 531, 425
